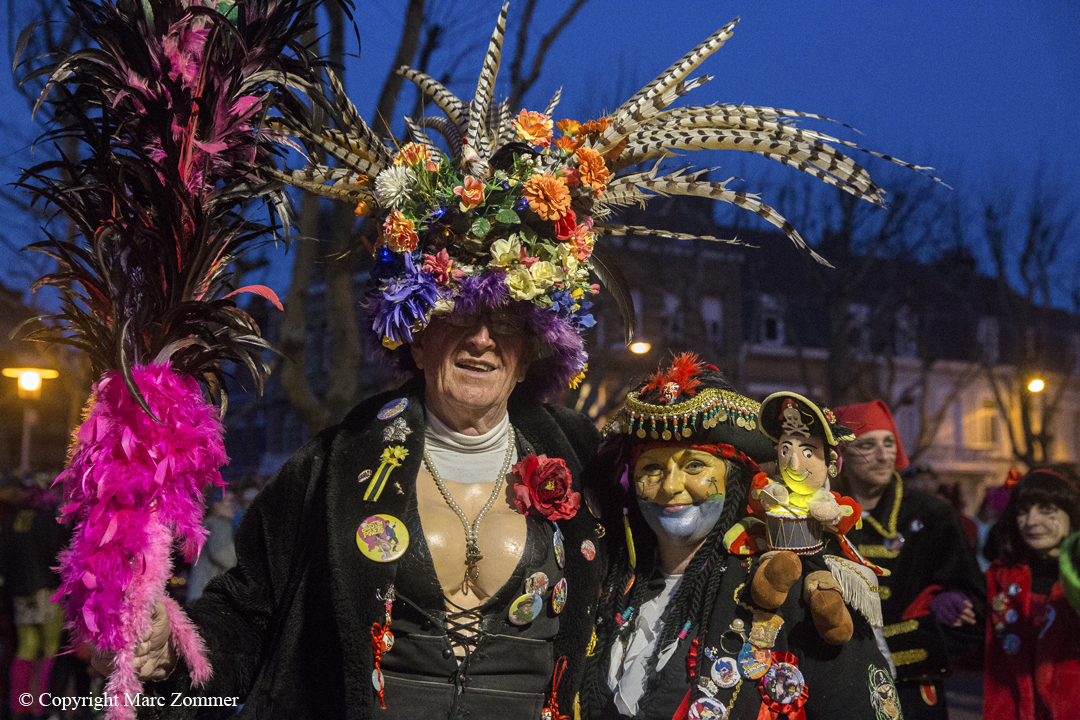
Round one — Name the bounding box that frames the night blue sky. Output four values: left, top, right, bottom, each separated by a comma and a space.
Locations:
2, 0, 1078, 304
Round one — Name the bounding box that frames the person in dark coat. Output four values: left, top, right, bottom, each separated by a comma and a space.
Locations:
833, 400, 985, 720
584, 356, 899, 719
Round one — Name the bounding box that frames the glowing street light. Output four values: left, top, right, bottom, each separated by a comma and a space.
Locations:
629, 341, 652, 355
1027, 378, 1045, 393
3, 366, 60, 478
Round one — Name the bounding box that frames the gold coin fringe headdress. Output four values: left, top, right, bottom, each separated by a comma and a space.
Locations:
274, 4, 938, 394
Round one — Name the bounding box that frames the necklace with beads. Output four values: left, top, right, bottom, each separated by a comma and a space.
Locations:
863, 473, 903, 539
423, 424, 516, 594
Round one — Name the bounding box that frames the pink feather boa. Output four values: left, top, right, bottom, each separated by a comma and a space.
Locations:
54, 363, 224, 717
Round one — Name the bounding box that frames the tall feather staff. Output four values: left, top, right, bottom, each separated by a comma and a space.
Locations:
15, 0, 326, 714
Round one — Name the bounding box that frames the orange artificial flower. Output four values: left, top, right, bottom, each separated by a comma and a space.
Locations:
513, 110, 554, 148
394, 142, 431, 167
553, 136, 583, 155
454, 175, 485, 211
579, 117, 611, 136
522, 173, 571, 221
556, 119, 581, 137
575, 147, 610, 198
354, 200, 370, 217
383, 210, 419, 252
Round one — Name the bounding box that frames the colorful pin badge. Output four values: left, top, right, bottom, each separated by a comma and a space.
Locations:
1007, 583, 1021, 597
688, 696, 728, 720
356, 514, 409, 562
1005, 609, 1018, 624
580, 539, 596, 561
991, 593, 1008, 613
377, 398, 409, 420
363, 446, 409, 502
553, 524, 565, 568
761, 662, 805, 705
525, 571, 550, 597
508, 593, 543, 625
552, 578, 567, 614
358, 469, 373, 484
1002, 634, 1021, 655
738, 643, 771, 680
711, 656, 740, 688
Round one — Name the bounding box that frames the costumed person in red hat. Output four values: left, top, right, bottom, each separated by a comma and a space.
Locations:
584, 357, 900, 720
833, 401, 984, 720
38, 0, 943, 714
982, 467, 1080, 720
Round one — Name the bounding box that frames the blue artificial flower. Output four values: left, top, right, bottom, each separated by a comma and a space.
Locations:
549, 289, 576, 317
371, 252, 439, 344
570, 299, 596, 329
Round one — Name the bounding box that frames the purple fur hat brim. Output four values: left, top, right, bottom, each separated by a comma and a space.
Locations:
363, 270, 587, 399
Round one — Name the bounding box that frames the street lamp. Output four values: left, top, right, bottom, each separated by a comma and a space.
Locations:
3, 367, 60, 478
1027, 378, 1045, 393
629, 341, 652, 355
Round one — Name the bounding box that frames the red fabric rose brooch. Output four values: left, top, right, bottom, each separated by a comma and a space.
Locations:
511, 454, 580, 521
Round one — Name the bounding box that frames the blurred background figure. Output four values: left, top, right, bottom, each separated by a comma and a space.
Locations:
982, 467, 1080, 720
834, 400, 984, 720
1, 473, 65, 720
185, 488, 237, 608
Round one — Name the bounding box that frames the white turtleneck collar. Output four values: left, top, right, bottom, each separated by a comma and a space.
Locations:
424, 409, 518, 484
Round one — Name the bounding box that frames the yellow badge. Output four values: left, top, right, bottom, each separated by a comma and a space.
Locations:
356, 514, 409, 562
363, 446, 409, 502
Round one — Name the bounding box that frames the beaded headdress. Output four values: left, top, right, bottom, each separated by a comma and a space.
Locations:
276, 4, 937, 394
603, 354, 774, 462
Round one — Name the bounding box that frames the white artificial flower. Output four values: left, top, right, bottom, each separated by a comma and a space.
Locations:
374, 166, 415, 209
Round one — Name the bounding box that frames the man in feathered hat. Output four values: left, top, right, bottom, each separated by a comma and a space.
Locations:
833, 400, 984, 720
585, 356, 897, 719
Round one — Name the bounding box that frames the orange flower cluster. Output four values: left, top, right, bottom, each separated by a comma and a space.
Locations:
522, 173, 571, 221
383, 209, 418, 252
513, 110, 553, 148
553, 136, 583, 155
555, 119, 581, 136
579, 117, 611, 136
394, 142, 431, 167
575, 147, 610, 198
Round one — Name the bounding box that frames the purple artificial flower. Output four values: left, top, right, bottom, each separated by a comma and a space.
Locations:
370, 252, 439, 344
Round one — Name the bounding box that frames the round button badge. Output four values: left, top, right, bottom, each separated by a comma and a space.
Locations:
377, 398, 409, 420
552, 577, 567, 614
580, 539, 596, 561
508, 593, 543, 625
1003, 634, 1021, 655
710, 656, 740, 688
738, 643, 771, 680
525, 571, 550, 597
761, 662, 805, 705
356, 514, 409, 563
688, 696, 728, 720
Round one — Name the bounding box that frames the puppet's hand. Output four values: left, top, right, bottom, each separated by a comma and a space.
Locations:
808, 494, 842, 527
92, 600, 178, 681
759, 482, 789, 509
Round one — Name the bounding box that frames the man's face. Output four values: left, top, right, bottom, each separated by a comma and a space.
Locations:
842, 430, 897, 489
634, 447, 729, 505
411, 311, 531, 431
777, 432, 828, 495
1017, 502, 1071, 555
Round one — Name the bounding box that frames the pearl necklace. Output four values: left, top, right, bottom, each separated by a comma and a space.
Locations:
423, 425, 516, 595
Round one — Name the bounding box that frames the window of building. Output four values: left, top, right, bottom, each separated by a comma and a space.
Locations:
760, 294, 784, 345
662, 293, 683, 342
701, 297, 723, 348
968, 399, 1001, 448
978, 316, 1000, 366
894, 305, 918, 357
847, 303, 871, 353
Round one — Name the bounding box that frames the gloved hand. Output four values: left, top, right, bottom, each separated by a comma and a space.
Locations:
928, 591, 976, 627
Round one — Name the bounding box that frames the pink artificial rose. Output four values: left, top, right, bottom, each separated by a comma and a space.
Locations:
511, 454, 580, 521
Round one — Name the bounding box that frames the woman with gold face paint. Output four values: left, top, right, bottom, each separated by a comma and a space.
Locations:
582, 355, 898, 720
983, 467, 1080, 720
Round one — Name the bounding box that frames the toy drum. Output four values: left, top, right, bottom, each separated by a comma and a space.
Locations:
765, 512, 824, 554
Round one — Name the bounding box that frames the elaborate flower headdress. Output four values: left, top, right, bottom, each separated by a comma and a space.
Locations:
276, 4, 938, 394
